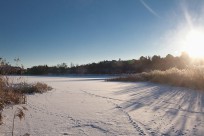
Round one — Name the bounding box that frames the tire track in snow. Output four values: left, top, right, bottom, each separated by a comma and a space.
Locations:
81, 90, 144, 105
28, 90, 112, 135
27, 102, 78, 124
81, 90, 153, 136
73, 124, 109, 134
26, 101, 87, 136
27, 101, 113, 135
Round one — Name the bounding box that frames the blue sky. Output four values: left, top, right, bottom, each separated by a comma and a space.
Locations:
1, 0, 204, 68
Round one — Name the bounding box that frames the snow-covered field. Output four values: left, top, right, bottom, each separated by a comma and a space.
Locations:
0, 76, 204, 136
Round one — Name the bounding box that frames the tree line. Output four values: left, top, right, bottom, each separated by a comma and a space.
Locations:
24, 53, 198, 75
2, 53, 203, 75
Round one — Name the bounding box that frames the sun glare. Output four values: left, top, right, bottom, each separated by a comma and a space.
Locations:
183, 29, 204, 58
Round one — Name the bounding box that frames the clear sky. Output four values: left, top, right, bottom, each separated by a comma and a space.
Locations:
1, 0, 204, 68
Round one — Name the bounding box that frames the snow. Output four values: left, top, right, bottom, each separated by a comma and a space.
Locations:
0, 76, 204, 136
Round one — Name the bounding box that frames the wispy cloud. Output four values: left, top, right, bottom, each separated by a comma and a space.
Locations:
140, 0, 160, 18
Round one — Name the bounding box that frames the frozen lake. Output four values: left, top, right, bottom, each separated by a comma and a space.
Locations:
0, 76, 204, 136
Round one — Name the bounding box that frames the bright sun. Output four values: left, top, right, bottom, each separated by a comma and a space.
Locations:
183, 29, 204, 58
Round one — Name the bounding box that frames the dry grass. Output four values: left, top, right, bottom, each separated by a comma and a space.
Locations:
0, 76, 52, 124
13, 82, 52, 94
12, 106, 28, 136
0, 76, 25, 124
108, 67, 204, 90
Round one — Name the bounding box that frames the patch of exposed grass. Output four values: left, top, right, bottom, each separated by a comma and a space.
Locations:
107, 67, 204, 91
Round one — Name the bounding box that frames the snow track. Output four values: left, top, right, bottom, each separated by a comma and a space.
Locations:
82, 90, 150, 136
